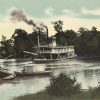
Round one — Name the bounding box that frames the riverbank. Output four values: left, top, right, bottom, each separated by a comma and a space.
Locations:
13, 90, 100, 100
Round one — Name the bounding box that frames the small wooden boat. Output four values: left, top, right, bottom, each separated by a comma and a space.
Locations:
2, 74, 16, 80
0, 67, 16, 79
0, 67, 12, 78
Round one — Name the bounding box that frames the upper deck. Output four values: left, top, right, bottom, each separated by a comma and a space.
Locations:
33, 45, 74, 54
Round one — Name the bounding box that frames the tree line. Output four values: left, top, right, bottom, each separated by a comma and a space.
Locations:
0, 20, 100, 58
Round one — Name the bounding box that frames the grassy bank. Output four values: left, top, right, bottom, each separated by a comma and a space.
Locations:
13, 90, 100, 100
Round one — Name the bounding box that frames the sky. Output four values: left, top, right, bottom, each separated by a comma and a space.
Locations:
0, 0, 100, 40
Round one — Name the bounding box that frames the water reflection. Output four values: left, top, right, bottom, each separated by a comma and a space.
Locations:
84, 70, 94, 80
0, 76, 50, 100
0, 58, 100, 100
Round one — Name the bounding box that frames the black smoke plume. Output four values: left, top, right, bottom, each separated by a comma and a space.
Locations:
10, 8, 36, 27
10, 8, 48, 31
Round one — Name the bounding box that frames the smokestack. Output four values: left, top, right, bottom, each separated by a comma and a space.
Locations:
47, 28, 49, 45
40, 23, 49, 45
37, 28, 41, 46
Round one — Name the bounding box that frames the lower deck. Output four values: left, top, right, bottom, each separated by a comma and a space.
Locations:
33, 51, 75, 63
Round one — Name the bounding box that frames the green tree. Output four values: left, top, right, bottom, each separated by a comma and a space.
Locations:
46, 73, 80, 97
65, 30, 78, 46
30, 29, 47, 46
52, 20, 63, 33
0, 35, 15, 57
52, 20, 78, 46
52, 20, 67, 45
75, 27, 100, 56
55, 31, 67, 46
12, 29, 33, 52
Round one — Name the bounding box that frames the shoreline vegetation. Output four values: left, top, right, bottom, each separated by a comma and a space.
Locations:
13, 73, 100, 100
1, 20, 100, 59
13, 90, 100, 100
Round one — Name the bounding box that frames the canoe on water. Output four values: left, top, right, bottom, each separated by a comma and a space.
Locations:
2, 74, 16, 80
0, 67, 16, 80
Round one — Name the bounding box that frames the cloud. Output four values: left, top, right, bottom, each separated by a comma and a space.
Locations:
44, 8, 79, 18
45, 7, 54, 16
62, 9, 79, 17
81, 7, 100, 16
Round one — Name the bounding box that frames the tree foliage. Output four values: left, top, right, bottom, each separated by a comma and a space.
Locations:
12, 29, 33, 52
75, 26, 100, 56
52, 20, 63, 33
1, 20, 100, 58
53, 20, 77, 46
0, 35, 15, 57
0, 28, 48, 58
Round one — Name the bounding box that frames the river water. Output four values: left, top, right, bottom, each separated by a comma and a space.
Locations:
0, 58, 100, 100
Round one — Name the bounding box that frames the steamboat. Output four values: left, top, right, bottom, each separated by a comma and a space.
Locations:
23, 28, 75, 63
